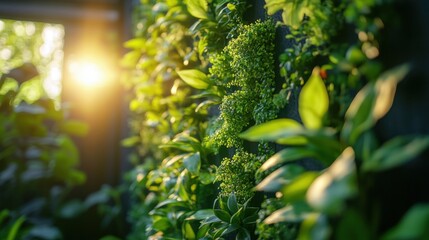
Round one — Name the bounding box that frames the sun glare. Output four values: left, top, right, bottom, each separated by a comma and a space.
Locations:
68, 59, 107, 86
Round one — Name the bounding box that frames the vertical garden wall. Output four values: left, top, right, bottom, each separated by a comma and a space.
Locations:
121, 0, 429, 239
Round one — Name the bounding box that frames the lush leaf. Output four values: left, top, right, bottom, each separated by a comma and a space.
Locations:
239, 118, 306, 144
227, 192, 239, 214
186, 0, 209, 19
214, 209, 231, 222
299, 67, 329, 129
307, 147, 357, 214
183, 152, 201, 175
282, 172, 319, 202
363, 136, 429, 172
177, 69, 210, 89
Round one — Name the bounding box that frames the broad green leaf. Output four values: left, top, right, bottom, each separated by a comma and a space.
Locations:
265, 0, 319, 29
175, 170, 191, 201
153, 217, 172, 231
230, 207, 243, 224
240, 118, 305, 144
183, 221, 196, 240
186, 209, 214, 221
264, 205, 306, 224
183, 152, 201, 175
282, 172, 319, 202
227, 193, 239, 214
177, 69, 210, 89
214, 209, 231, 222
186, 0, 209, 20
382, 204, 429, 240
201, 215, 221, 225
373, 64, 410, 119
306, 147, 357, 214
299, 67, 329, 129
197, 224, 211, 239
265, 0, 288, 15
341, 84, 376, 145
260, 148, 317, 171
159, 142, 195, 152
342, 64, 410, 144
255, 165, 304, 192
363, 136, 429, 172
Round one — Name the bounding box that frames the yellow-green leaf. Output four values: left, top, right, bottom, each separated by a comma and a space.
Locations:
299, 67, 329, 129
239, 118, 305, 143
186, 0, 209, 19
177, 69, 209, 89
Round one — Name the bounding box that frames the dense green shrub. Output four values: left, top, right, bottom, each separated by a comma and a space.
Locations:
209, 20, 277, 148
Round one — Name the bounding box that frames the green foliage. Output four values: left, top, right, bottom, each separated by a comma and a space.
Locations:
216, 150, 261, 201
122, 0, 428, 239
242, 63, 429, 239
188, 0, 247, 54
209, 20, 277, 148
0, 64, 87, 239
191, 193, 259, 239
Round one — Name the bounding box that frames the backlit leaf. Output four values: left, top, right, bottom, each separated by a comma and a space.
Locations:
306, 147, 357, 214
177, 69, 210, 89
342, 64, 410, 144
299, 67, 329, 129
282, 172, 319, 202
186, 0, 209, 19
239, 118, 305, 143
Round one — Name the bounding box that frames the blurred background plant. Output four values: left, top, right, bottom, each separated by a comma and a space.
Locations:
0, 20, 89, 239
